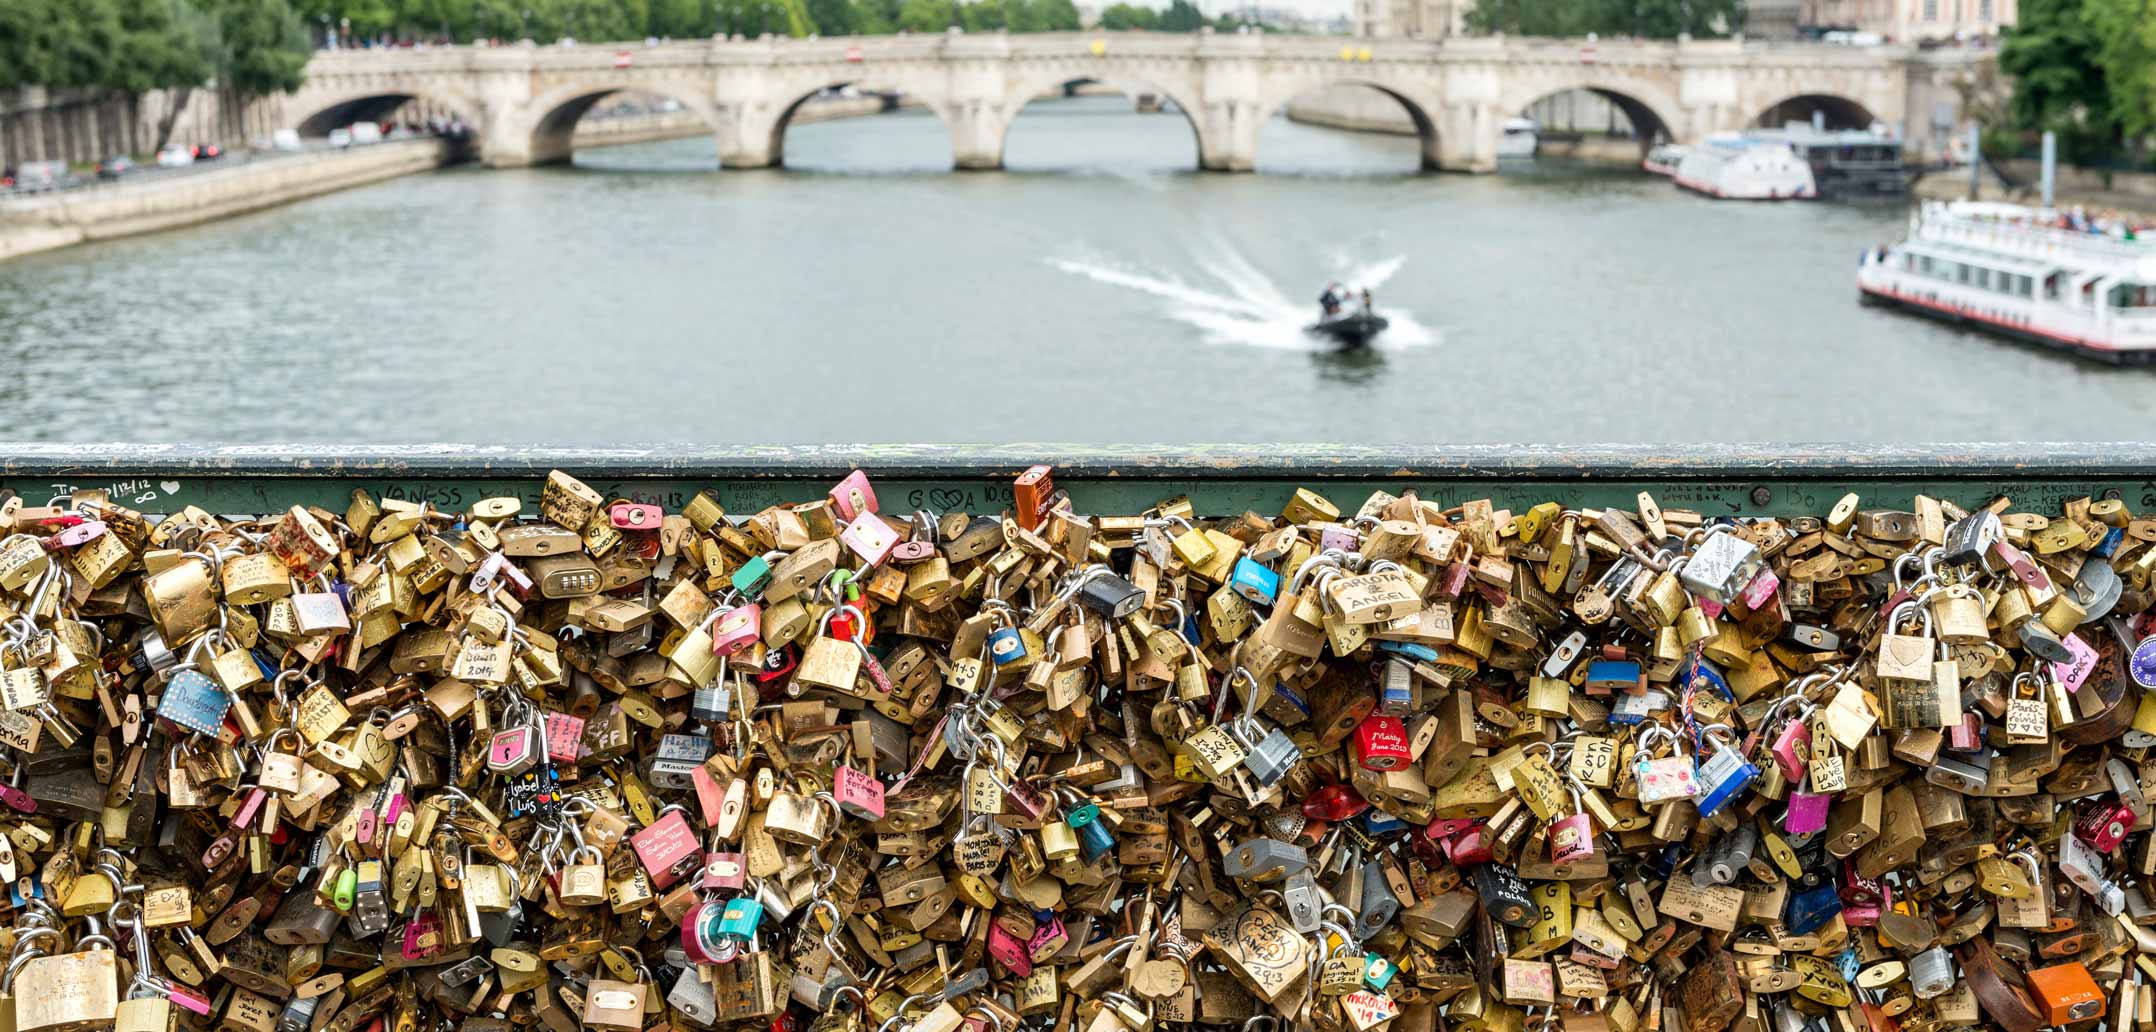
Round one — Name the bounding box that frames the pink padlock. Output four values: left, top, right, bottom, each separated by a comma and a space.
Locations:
1547, 813, 1596, 864
839, 513, 900, 566
1841, 904, 1881, 927
1840, 867, 1884, 907
1025, 914, 1067, 961
1784, 790, 1832, 834
1740, 568, 1779, 612
401, 913, 444, 960
1695, 598, 1725, 622
544, 711, 585, 765
709, 604, 761, 657
987, 921, 1033, 977
1769, 720, 1810, 781
49, 520, 106, 549
1948, 712, 1984, 751
830, 470, 878, 522
2053, 631, 2098, 692
609, 502, 663, 531
833, 764, 885, 820
631, 809, 702, 888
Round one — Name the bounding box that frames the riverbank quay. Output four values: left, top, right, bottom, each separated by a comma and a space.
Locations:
0, 138, 450, 261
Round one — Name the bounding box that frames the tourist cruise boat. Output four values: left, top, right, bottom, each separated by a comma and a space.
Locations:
1673, 133, 1816, 199
1857, 201, 2156, 363
1642, 143, 1686, 176
1673, 125, 1903, 200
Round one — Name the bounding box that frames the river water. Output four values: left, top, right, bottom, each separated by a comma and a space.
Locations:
1, 95, 2149, 445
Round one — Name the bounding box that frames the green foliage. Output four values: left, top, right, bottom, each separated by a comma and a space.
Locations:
212, 0, 312, 94
1098, 2, 1157, 28
1157, 0, 1204, 29
1466, 0, 1739, 38
2080, 0, 2156, 144
1993, 0, 2122, 163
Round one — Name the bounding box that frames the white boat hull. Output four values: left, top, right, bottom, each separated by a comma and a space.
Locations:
1857, 253, 2156, 362
1673, 139, 1816, 200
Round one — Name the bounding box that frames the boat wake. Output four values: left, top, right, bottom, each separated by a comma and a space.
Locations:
1048, 246, 1437, 352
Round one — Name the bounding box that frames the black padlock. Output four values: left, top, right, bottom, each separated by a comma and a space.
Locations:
1075, 571, 1145, 619
1471, 863, 1535, 928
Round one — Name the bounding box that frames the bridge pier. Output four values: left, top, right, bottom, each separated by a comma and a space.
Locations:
1435, 101, 1499, 173
946, 100, 1011, 171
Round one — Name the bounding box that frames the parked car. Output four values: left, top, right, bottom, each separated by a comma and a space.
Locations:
349, 122, 383, 145
191, 143, 222, 161
328, 128, 353, 148
271, 128, 304, 152
14, 160, 70, 192
96, 155, 136, 179
156, 144, 194, 168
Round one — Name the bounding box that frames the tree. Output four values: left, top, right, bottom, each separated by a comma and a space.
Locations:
1098, 2, 1157, 27
896, 0, 952, 31
807, 0, 863, 34
1157, 0, 1204, 29
2081, 0, 2156, 147
211, 0, 311, 95
961, 0, 1006, 30
1998, 0, 2116, 160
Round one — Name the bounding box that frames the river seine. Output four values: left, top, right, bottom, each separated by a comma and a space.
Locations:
2, 95, 2149, 445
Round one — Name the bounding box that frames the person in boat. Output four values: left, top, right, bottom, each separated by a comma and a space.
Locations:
1360, 288, 1373, 315
1318, 283, 1342, 317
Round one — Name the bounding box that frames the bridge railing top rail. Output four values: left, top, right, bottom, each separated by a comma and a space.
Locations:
6, 444, 2148, 518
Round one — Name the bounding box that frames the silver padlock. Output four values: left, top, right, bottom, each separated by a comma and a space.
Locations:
1679, 526, 1764, 604
1925, 749, 1989, 793
1908, 946, 1953, 999
1223, 837, 1307, 882
1280, 868, 1322, 934
1354, 857, 1399, 941
1239, 720, 1303, 787
1941, 510, 2001, 567
668, 966, 718, 1027
647, 733, 712, 791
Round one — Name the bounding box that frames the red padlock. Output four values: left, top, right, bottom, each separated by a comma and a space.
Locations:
701, 852, 746, 891
1301, 783, 1367, 822
2074, 799, 2134, 852
1840, 867, 1883, 908
1441, 825, 1492, 866
1352, 714, 1411, 771
631, 808, 702, 888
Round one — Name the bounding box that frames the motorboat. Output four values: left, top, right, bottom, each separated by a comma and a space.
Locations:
1498, 117, 1539, 159
1858, 201, 2156, 363
1306, 310, 1389, 348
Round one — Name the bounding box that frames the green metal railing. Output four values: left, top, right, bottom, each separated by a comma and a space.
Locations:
3, 444, 2150, 517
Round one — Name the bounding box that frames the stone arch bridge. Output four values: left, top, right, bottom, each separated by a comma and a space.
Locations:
290, 32, 1980, 172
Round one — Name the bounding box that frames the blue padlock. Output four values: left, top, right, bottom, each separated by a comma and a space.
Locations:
1784, 881, 1842, 936
986, 626, 1026, 667
2095, 525, 2126, 559
1694, 733, 1759, 818
158, 669, 232, 736
1683, 657, 1734, 702
1358, 809, 1406, 837
1066, 801, 1114, 861
1375, 641, 1438, 663
717, 896, 763, 939
1229, 557, 1281, 606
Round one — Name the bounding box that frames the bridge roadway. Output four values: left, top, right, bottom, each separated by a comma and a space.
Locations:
290, 32, 1989, 173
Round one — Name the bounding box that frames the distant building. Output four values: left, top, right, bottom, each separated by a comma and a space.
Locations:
1359, 0, 1469, 38
1801, 0, 2014, 41
1747, 0, 1803, 38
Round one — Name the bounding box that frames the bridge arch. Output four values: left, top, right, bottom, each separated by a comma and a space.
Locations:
745, 76, 959, 170
501, 79, 727, 167
1504, 83, 1678, 160
1255, 77, 1443, 172
1000, 66, 1209, 170
293, 89, 486, 138
1752, 93, 1878, 131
